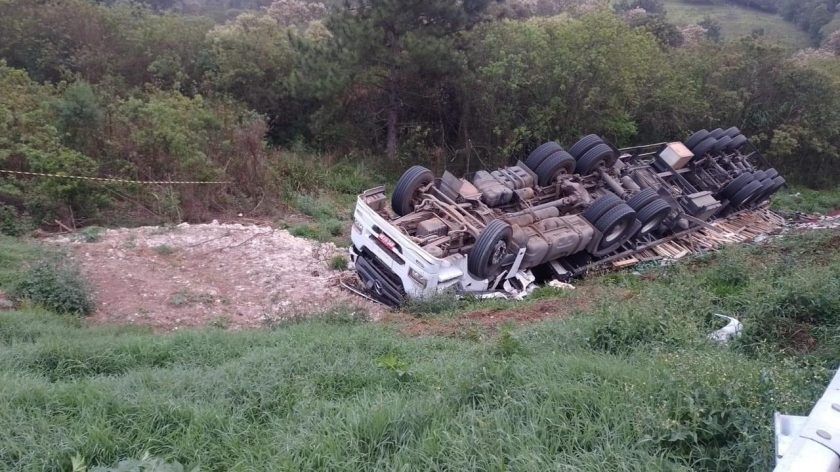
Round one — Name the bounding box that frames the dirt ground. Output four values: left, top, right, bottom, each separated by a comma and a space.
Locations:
49, 213, 839, 333
384, 284, 621, 338
53, 222, 384, 331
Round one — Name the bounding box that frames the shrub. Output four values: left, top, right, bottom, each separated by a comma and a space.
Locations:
77, 226, 104, 243
10, 260, 94, 315
329, 255, 348, 271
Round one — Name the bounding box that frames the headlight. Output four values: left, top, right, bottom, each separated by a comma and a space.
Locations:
408, 268, 427, 288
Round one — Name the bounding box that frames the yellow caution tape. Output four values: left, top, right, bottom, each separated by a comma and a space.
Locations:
0, 169, 230, 185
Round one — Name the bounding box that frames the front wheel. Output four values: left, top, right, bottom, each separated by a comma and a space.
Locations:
468, 220, 514, 280
391, 166, 434, 216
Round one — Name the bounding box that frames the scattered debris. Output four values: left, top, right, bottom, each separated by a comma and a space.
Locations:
708, 314, 743, 345
547, 280, 576, 290
789, 213, 840, 231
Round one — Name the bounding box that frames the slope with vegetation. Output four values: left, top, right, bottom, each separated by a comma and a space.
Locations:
1, 226, 839, 470
662, 0, 811, 48
0, 0, 839, 233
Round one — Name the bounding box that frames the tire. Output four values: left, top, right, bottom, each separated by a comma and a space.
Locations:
691, 136, 718, 157
730, 180, 763, 207
752, 170, 767, 182
583, 192, 622, 224
685, 129, 710, 149
535, 150, 576, 186
468, 220, 513, 280
392, 165, 434, 216
636, 199, 672, 235
721, 173, 754, 199
568, 134, 604, 160
764, 168, 779, 179
708, 128, 726, 139
754, 178, 776, 203
723, 126, 741, 138
576, 143, 616, 175
727, 134, 748, 151
713, 136, 733, 152
627, 187, 659, 211
524, 141, 563, 172
767, 176, 786, 196
594, 204, 637, 249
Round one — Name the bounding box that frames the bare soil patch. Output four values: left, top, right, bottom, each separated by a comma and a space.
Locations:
53, 222, 383, 331
388, 284, 613, 338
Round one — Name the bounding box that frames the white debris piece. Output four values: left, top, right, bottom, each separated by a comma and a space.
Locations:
547, 280, 576, 290
708, 314, 743, 344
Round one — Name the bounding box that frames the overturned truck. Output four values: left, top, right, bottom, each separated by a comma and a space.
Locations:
350, 127, 787, 306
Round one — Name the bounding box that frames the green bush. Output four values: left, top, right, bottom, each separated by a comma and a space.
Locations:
10, 260, 94, 316
329, 255, 348, 271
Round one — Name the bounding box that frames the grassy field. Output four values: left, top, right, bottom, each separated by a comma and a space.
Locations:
1, 224, 839, 470
772, 187, 840, 215
662, 0, 812, 49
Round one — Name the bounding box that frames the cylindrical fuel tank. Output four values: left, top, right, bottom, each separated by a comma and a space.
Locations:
511, 215, 595, 269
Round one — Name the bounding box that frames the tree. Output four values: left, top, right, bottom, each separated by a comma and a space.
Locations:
326, 0, 500, 159
266, 0, 327, 26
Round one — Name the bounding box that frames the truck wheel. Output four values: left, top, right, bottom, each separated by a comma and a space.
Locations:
576, 143, 616, 175
752, 170, 767, 182
636, 199, 671, 235
721, 173, 754, 199
627, 188, 659, 211
685, 129, 710, 149
691, 136, 717, 157
708, 128, 726, 139
535, 150, 576, 186
764, 168, 779, 179
524, 141, 563, 172
569, 134, 603, 159
595, 204, 637, 249
766, 176, 786, 197
723, 126, 741, 138
727, 134, 748, 151
392, 165, 434, 216
583, 192, 622, 224
754, 178, 776, 203
468, 220, 513, 280
731, 180, 763, 207
713, 136, 733, 152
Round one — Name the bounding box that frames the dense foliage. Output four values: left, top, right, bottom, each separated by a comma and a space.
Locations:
0, 0, 839, 228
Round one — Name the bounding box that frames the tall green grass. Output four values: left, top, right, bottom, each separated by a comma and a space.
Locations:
0, 230, 838, 471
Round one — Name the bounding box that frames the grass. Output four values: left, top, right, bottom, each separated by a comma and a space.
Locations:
1, 230, 839, 470
771, 187, 840, 214
662, 0, 811, 49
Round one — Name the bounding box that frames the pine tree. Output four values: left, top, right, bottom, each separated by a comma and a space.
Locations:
328, 0, 499, 159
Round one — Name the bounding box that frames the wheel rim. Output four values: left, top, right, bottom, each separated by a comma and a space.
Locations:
604, 220, 628, 244
641, 214, 666, 234
490, 241, 507, 266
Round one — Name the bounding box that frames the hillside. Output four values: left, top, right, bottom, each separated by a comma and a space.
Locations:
1, 226, 839, 470
663, 0, 812, 49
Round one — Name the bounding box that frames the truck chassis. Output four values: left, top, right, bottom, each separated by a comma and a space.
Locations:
350, 128, 787, 306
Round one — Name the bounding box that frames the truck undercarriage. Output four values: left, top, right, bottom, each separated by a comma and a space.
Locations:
350, 128, 787, 306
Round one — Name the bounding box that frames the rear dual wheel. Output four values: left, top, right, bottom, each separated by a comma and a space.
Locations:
636, 199, 671, 236
525, 142, 576, 185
